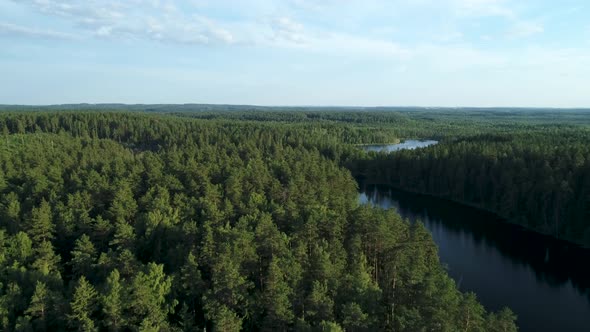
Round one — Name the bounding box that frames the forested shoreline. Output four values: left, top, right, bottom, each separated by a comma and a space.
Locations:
0, 111, 519, 331
350, 130, 590, 247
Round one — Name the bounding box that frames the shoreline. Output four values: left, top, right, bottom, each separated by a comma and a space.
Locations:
356, 179, 590, 250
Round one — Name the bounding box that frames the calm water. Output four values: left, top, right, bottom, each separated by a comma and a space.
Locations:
362, 139, 438, 152
359, 184, 590, 332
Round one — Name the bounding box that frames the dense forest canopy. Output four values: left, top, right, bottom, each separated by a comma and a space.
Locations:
1, 106, 587, 331
0, 109, 528, 331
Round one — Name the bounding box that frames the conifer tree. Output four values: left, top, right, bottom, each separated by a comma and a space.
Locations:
27, 199, 54, 243
68, 276, 98, 331
101, 269, 125, 331
25, 282, 50, 331
71, 234, 97, 278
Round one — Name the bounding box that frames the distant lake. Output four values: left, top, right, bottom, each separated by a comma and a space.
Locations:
359, 184, 590, 332
362, 140, 438, 153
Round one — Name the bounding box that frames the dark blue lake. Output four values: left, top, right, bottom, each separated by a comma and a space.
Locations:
359, 184, 590, 332
357, 141, 590, 332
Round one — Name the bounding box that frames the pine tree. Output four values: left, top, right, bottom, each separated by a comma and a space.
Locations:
178, 303, 198, 332
305, 280, 334, 324
340, 302, 369, 332
261, 259, 293, 330
204, 304, 242, 332
1, 192, 21, 233
102, 269, 125, 331
25, 282, 50, 331
31, 240, 61, 276
70, 234, 97, 278
458, 292, 486, 332
109, 220, 136, 252
487, 308, 518, 332
9, 231, 33, 265
27, 199, 54, 243
108, 181, 137, 222
68, 276, 98, 331
128, 263, 176, 329
179, 252, 203, 327
0, 282, 24, 330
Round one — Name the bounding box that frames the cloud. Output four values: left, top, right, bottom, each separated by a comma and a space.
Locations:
10, 0, 411, 57
12, 0, 235, 45
271, 17, 307, 44
263, 15, 411, 59
0, 22, 76, 39
451, 0, 515, 19
4, 0, 553, 59
507, 21, 544, 38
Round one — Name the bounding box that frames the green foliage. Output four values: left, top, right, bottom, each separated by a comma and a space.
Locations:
68, 276, 98, 331
354, 129, 590, 245
25, 282, 51, 331
31, 240, 61, 277
27, 200, 54, 243
487, 308, 519, 332
261, 259, 294, 330
0, 111, 525, 331
128, 263, 176, 329
70, 235, 97, 278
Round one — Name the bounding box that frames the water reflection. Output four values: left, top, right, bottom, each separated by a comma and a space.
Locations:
360, 184, 590, 332
362, 140, 438, 153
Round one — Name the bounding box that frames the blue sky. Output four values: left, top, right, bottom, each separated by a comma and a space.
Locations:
1, 0, 589, 107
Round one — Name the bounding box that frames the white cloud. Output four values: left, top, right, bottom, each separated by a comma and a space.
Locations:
449, 0, 545, 40
451, 0, 515, 19
0, 21, 77, 39
507, 21, 543, 38
262, 15, 411, 59
12, 0, 235, 45
271, 17, 307, 44
2, 0, 557, 59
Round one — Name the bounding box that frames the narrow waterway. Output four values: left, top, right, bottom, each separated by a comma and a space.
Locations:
359, 184, 590, 332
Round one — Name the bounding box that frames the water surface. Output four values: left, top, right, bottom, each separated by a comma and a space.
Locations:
362, 140, 438, 153
359, 184, 590, 332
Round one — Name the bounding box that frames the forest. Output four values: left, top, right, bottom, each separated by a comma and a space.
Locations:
350, 124, 590, 246
0, 109, 525, 331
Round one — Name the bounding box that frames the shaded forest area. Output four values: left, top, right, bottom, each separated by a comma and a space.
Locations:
0, 111, 519, 331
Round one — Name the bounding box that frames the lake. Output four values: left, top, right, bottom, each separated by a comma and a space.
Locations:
359, 184, 590, 332
362, 140, 438, 153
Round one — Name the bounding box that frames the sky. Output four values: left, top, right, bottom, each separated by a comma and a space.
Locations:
0, 0, 589, 107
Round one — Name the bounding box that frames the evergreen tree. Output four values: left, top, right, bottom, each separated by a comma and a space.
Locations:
25, 282, 50, 331
179, 252, 204, 328
27, 200, 54, 243
458, 293, 486, 332
128, 263, 176, 329
31, 240, 61, 276
1, 192, 21, 233
261, 259, 294, 330
68, 276, 98, 331
70, 234, 97, 278
487, 308, 518, 332
101, 269, 125, 331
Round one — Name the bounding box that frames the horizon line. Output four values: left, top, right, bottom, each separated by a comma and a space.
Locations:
1, 103, 589, 110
